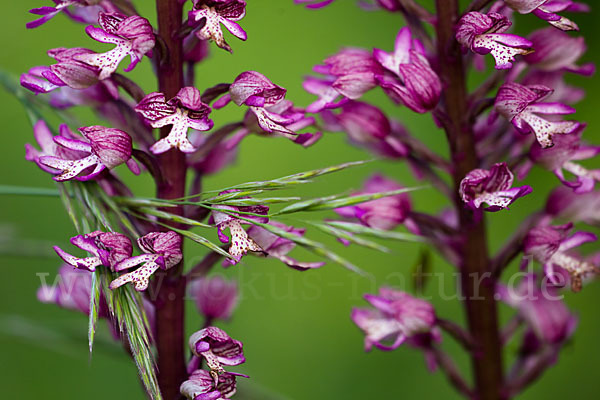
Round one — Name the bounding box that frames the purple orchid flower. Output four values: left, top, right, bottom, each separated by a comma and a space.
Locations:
530, 128, 600, 193
504, 0, 589, 31
38, 125, 139, 181
246, 221, 326, 270
25, 121, 86, 173
304, 48, 383, 113
524, 27, 595, 75
228, 71, 291, 133
352, 288, 439, 352
187, 326, 245, 377
38, 264, 105, 315
321, 100, 409, 158
497, 274, 577, 344
189, 0, 247, 52
135, 87, 214, 154
524, 223, 599, 291
459, 162, 532, 211
180, 369, 239, 400
75, 12, 155, 80
495, 82, 581, 148
224, 99, 321, 147
190, 276, 238, 321
374, 27, 441, 112
53, 231, 133, 272
456, 12, 533, 70
109, 231, 183, 291
26, 0, 106, 29
38, 263, 156, 339
209, 195, 269, 264
20, 47, 121, 97
335, 174, 415, 231
545, 186, 600, 225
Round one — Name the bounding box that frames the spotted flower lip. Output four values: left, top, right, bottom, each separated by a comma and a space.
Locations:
109, 231, 183, 292
496, 274, 577, 344
210, 193, 269, 264
135, 87, 214, 154
459, 163, 532, 211
190, 276, 238, 321
180, 369, 240, 400
75, 12, 155, 80
530, 127, 600, 193
456, 12, 533, 70
352, 288, 438, 351
304, 48, 383, 113
504, 0, 589, 31
494, 82, 581, 148
524, 27, 595, 75
335, 174, 413, 231
373, 28, 441, 113
53, 231, 133, 272
246, 221, 326, 270
188, 326, 245, 378
524, 223, 599, 292
39, 125, 139, 181
189, 0, 247, 53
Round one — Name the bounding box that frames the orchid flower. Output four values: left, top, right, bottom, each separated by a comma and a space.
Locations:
109, 232, 183, 291
459, 163, 532, 211
135, 87, 214, 154
38, 125, 139, 181
456, 12, 533, 70
189, 0, 247, 52
75, 12, 155, 80
53, 231, 133, 272
495, 82, 581, 148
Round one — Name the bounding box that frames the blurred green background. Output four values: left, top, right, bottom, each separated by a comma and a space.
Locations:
1, 1, 598, 399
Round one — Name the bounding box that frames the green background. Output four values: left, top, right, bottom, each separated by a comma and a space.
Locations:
1, 1, 598, 399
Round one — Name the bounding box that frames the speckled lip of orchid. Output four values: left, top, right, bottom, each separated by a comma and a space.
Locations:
190, 1, 247, 53
109, 254, 163, 292
221, 220, 262, 263
76, 38, 133, 80
149, 109, 199, 154
472, 34, 533, 70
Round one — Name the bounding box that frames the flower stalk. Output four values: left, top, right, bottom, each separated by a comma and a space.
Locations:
435, 1, 504, 398
154, 0, 187, 398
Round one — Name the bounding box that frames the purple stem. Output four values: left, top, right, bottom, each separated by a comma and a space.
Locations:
153, 0, 187, 399
435, 1, 504, 399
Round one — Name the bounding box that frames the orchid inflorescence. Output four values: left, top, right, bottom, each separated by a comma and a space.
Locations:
10, 0, 598, 399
